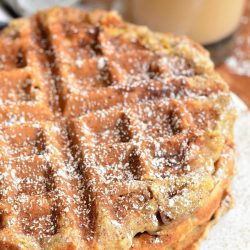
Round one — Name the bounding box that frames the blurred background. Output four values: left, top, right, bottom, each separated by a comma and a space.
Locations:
0, 0, 249, 106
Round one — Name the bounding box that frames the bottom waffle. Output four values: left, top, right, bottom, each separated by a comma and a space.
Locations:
132, 143, 234, 250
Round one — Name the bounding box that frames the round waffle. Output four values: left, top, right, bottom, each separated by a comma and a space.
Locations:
0, 7, 235, 250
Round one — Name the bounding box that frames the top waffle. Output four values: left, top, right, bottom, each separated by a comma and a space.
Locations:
0, 7, 235, 250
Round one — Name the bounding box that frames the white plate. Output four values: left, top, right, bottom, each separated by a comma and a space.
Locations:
201, 94, 250, 250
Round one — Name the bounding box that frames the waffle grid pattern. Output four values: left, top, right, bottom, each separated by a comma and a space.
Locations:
0, 8, 233, 250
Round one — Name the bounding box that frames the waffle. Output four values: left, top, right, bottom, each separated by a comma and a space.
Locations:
0, 7, 235, 250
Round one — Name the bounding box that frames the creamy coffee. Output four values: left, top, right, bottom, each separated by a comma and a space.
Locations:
122, 0, 245, 44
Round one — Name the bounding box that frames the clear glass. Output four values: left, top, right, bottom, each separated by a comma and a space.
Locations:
119, 0, 245, 45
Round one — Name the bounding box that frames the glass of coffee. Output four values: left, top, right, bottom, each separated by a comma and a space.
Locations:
116, 0, 245, 64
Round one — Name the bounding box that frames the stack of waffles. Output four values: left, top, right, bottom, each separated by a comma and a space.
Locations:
0, 8, 235, 250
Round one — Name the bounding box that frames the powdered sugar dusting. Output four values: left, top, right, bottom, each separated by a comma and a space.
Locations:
0, 7, 235, 249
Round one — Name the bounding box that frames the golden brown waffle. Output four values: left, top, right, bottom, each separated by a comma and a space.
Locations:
0, 7, 235, 250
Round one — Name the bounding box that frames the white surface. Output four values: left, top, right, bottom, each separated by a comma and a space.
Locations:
201, 95, 250, 250
0, 5, 11, 22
